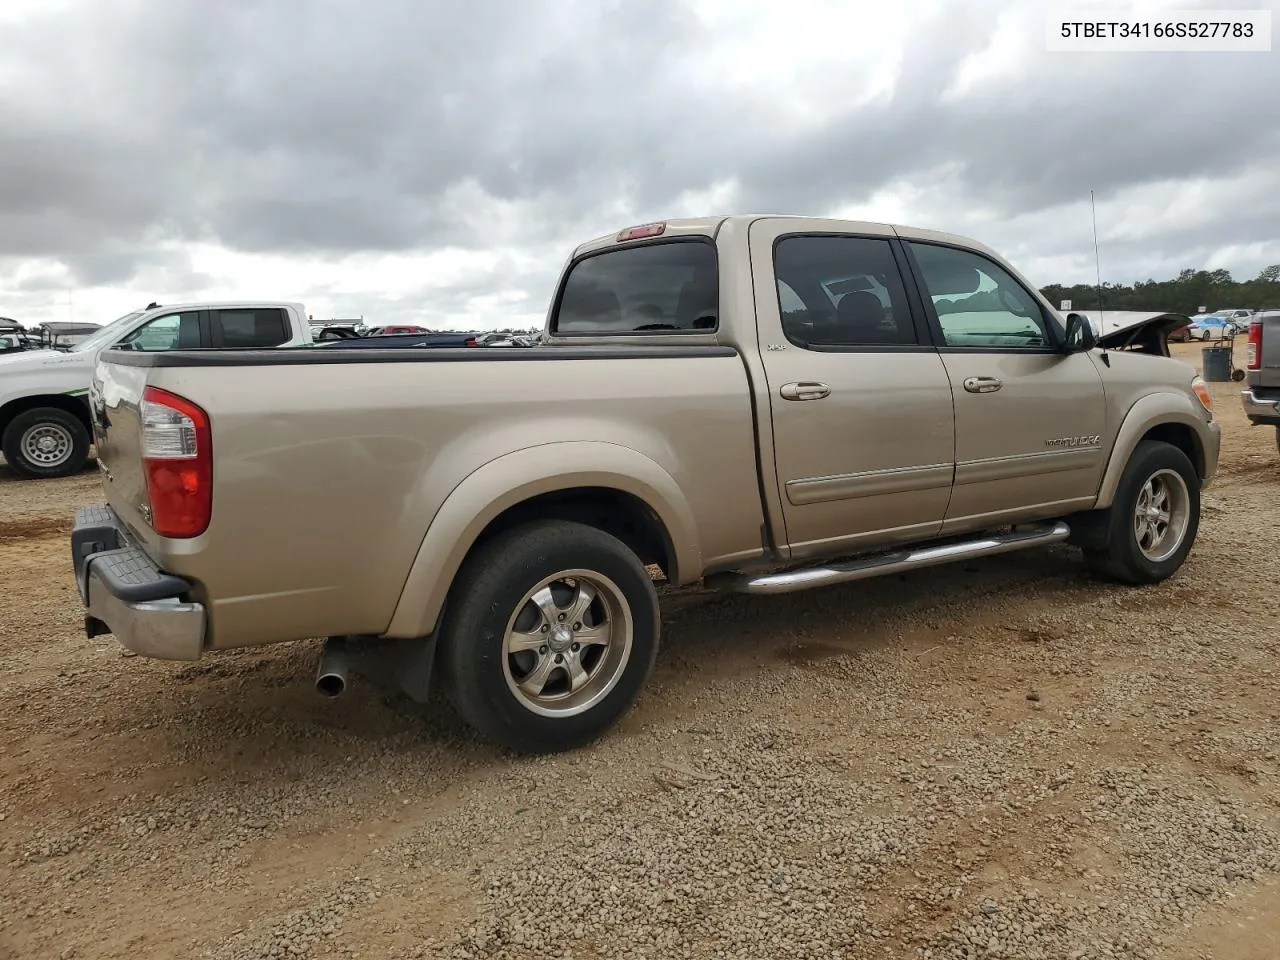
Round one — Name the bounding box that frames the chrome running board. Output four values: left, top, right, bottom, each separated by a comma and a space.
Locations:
708, 521, 1071, 596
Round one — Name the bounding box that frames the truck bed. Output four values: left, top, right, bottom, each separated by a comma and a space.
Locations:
90, 344, 769, 648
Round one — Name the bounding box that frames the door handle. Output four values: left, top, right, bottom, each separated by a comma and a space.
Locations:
779, 381, 830, 401
962, 376, 1002, 394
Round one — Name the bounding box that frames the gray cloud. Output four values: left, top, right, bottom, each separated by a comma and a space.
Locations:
0, 0, 1278, 316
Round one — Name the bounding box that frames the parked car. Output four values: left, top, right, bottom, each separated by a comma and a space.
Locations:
73, 215, 1220, 753
1187, 314, 1234, 340
0, 318, 30, 354
0, 301, 314, 478
365, 324, 429, 336
1242, 311, 1280, 454
315, 331, 482, 349
1217, 309, 1254, 328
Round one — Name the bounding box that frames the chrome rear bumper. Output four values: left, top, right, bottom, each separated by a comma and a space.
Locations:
1242, 388, 1280, 425
71, 504, 206, 660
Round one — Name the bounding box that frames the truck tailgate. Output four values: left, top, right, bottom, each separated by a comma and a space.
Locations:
89, 357, 160, 549
1244, 315, 1280, 427
1249, 314, 1280, 388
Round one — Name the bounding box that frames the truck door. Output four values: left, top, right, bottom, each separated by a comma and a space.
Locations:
748, 218, 957, 560
899, 237, 1107, 533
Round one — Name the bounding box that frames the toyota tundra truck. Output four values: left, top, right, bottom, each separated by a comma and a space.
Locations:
71, 216, 1221, 753
1242, 310, 1280, 454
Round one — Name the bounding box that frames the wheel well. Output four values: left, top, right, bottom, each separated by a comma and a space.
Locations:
472, 487, 676, 581
0, 395, 91, 440
1142, 422, 1204, 478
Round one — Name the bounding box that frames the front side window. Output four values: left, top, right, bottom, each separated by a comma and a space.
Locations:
552, 240, 717, 334
120, 312, 200, 351
73, 310, 144, 353
907, 242, 1052, 349
774, 235, 918, 347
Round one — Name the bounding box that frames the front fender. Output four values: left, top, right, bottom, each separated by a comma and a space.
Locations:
383, 441, 701, 639
1094, 391, 1216, 509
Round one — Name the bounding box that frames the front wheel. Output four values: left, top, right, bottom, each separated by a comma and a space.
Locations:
438, 520, 660, 753
1, 407, 91, 479
1083, 439, 1200, 584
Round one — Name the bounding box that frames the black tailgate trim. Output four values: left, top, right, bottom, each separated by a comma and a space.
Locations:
90, 547, 193, 603
72, 505, 192, 603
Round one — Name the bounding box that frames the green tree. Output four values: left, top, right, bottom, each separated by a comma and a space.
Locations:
1037, 265, 1280, 314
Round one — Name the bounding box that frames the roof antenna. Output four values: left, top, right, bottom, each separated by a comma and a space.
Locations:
1091, 189, 1110, 366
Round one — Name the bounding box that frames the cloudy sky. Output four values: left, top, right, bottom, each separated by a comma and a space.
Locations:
2, 0, 1278, 330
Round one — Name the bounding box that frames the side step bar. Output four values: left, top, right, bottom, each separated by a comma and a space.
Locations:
707, 521, 1071, 596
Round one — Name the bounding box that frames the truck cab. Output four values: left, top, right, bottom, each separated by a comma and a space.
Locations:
0, 301, 313, 479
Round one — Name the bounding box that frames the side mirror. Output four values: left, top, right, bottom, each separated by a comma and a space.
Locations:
1063, 312, 1097, 353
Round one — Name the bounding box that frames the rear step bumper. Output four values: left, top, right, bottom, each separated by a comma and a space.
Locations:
707, 521, 1071, 596
1241, 388, 1280, 425
71, 504, 206, 660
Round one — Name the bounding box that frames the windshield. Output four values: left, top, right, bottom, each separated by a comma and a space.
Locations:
70, 310, 146, 353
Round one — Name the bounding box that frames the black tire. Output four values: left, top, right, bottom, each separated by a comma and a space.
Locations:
1, 407, 91, 479
437, 519, 660, 753
1275, 425, 1280, 456
1083, 439, 1200, 585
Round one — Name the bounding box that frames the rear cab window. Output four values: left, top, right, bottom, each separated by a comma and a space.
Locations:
210, 308, 290, 348
551, 239, 718, 335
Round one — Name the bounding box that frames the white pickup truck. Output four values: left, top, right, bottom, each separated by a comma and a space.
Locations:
0, 301, 313, 478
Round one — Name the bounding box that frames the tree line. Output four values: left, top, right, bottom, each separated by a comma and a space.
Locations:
1039, 265, 1280, 316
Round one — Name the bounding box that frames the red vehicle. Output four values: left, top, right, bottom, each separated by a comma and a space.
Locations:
377, 324, 428, 335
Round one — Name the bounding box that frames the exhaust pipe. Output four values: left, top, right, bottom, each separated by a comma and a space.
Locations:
315, 637, 350, 697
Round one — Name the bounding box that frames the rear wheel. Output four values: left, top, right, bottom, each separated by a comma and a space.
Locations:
1083, 440, 1200, 584
1, 407, 91, 479
438, 519, 660, 753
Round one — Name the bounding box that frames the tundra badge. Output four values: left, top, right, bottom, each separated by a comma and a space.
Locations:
1045, 435, 1101, 448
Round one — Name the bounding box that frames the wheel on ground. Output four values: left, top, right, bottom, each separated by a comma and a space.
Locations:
1, 407, 91, 479
1083, 439, 1200, 585
1275, 425, 1280, 456
437, 519, 660, 753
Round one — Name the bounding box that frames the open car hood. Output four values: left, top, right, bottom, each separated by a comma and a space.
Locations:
1073, 311, 1191, 357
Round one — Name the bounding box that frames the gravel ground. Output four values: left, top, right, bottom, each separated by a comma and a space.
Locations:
2, 341, 1279, 960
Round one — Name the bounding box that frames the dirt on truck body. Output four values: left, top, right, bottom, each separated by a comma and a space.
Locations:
74, 215, 1220, 752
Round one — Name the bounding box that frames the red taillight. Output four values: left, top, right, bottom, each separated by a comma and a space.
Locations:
1246, 321, 1262, 370
140, 385, 212, 538
616, 222, 666, 242
464, 337, 477, 346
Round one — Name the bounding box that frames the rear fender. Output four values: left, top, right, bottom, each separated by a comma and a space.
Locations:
384, 441, 700, 639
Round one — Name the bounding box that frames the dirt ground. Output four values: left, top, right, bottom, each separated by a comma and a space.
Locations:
2, 340, 1279, 960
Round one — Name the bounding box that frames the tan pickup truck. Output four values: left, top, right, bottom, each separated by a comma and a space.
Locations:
72, 216, 1221, 752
